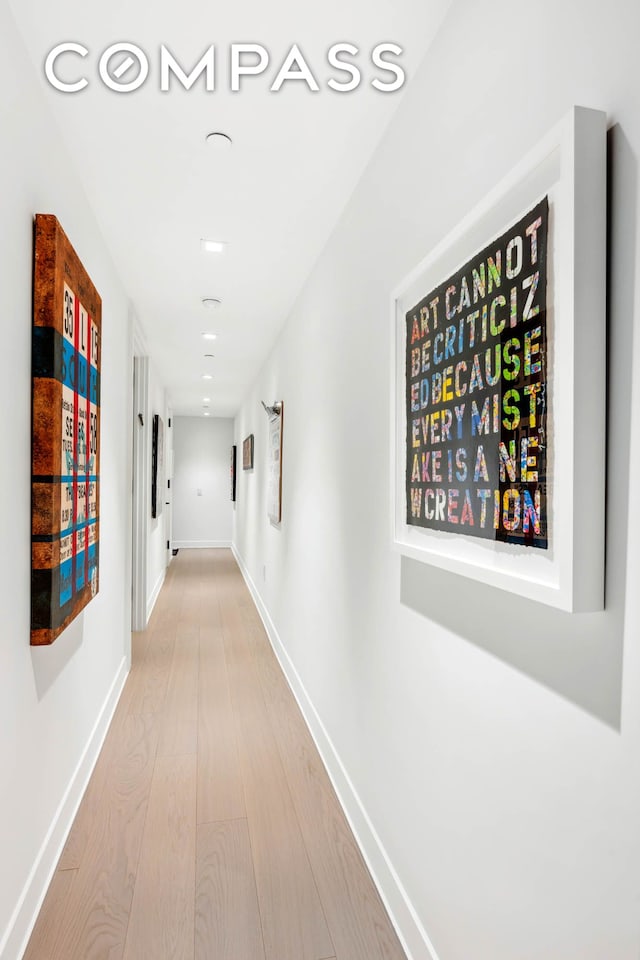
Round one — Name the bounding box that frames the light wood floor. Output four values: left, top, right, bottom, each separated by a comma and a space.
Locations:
24, 549, 407, 960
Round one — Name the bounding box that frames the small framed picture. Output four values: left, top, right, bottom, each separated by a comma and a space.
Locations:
242, 434, 254, 470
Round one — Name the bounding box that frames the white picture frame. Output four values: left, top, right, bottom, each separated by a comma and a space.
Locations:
391, 106, 606, 612
267, 403, 283, 524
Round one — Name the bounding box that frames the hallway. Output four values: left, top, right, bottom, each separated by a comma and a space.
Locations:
23, 550, 406, 960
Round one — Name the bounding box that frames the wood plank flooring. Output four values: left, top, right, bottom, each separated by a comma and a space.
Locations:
23, 549, 407, 960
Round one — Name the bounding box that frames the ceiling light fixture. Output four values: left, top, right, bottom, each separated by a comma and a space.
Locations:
201, 298, 221, 309
205, 131, 233, 148
201, 238, 226, 254
203, 411, 211, 416
202, 333, 217, 343
202, 374, 213, 380
203, 397, 211, 402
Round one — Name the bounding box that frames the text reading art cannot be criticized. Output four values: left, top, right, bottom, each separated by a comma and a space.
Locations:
405, 197, 548, 548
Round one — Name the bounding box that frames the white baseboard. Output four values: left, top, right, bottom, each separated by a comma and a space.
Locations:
230, 543, 440, 960
172, 540, 232, 550
146, 568, 166, 621
2, 657, 128, 960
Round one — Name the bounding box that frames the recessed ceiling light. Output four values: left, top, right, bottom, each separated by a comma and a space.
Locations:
201, 238, 226, 254
202, 298, 221, 309
203, 411, 211, 416
203, 397, 211, 402
202, 374, 213, 380
202, 333, 217, 342
205, 131, 232, 148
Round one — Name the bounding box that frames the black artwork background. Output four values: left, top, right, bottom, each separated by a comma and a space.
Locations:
405, 197, 548, 548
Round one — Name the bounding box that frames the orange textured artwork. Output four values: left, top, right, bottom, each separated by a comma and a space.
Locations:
31, 215, 101, 645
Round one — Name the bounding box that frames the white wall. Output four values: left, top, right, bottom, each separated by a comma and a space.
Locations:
172, 417, 234, 547
0, 4, 133, 958
233, 2, 640, 958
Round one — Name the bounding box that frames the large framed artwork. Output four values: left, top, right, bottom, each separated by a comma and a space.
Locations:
267, 403, 283, 524
391, 107, 606, 612
151, 414, 164, 519
242, 433, 254, 470
32, 215, 101, 645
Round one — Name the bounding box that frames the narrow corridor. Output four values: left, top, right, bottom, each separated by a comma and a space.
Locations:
24, 550, 406, 960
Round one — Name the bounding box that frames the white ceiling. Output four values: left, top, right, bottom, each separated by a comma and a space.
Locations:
10, 0, 451, 417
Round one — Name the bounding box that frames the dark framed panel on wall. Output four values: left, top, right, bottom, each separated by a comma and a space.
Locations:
391, 107, 606, 612
151, 414, 164, 519
31, 214, 102, 645
230, 444, 237, 501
